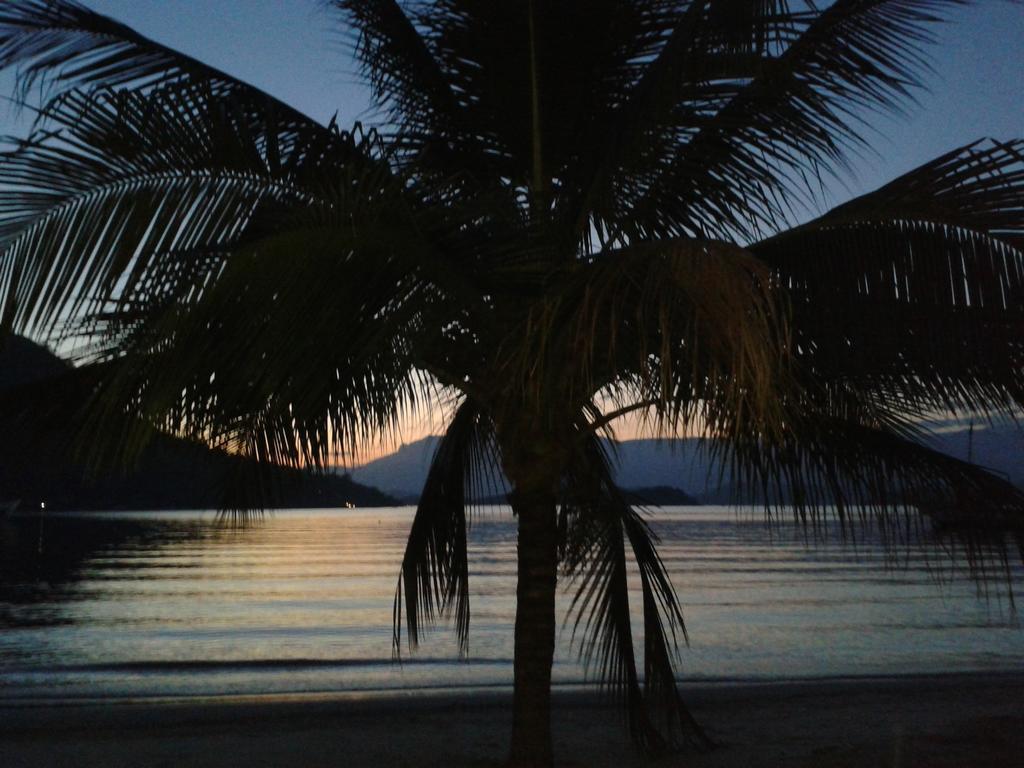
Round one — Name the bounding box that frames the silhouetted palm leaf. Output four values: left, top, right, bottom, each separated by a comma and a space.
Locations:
394, 398, 502, 653
0, 0, 314, 124
752, 140, 1024, 413
614, 0, 972, 244
548, 239, 792, 441
0, 80, 361, 338
561, 425, 712, 750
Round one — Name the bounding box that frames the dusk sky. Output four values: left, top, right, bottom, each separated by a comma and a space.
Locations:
69, 0, 1024, 203
3, 1, 1022, 459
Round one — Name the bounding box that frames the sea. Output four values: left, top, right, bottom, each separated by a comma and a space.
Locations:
1, 506, 1022, 702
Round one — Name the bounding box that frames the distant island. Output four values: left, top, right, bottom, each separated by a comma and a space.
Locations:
0, 335, 397, 510
621, 486, 700, 506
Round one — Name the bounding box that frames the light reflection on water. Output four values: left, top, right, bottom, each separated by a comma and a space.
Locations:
1, 506, 1022, 700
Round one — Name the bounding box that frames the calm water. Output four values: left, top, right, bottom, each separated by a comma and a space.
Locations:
1, 506, 1022, 701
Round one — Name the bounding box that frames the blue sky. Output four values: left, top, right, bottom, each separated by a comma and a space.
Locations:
0, 1, 1019, 214
66, 0, 1024, 209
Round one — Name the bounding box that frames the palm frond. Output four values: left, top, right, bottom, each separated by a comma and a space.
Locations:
0, 0, 316, 127
783, 138, 1024, 246
514, 239, 792, 443
393, 398, 502, 654
0, 74, 487, 508
561, 1, 794, 246
752, 139, 1024, 417
5, 99, 461, 486
561, 423, 712, 751
80, 216, 444, 471
612, 0, 968, 244
338, 1, 782, 207
720, 408, 1024, 573
0, 80, 363, 339
333, 0, 520, 198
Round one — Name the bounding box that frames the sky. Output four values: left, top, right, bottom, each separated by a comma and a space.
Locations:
3, 1, 1023, 461
71, 0, 1024, 200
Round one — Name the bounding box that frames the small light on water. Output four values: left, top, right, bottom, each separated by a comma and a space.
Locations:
40, 501, 45, 510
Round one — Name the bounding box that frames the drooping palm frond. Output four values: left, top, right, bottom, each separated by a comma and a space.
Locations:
393, 398, 503, 654
518, 239, 792, 443
79, 209, 451, 473
560, 467, 658, 749
0, 45, 494, 490
561, 422, 712, 750
738, 418, 1024, 575
0, 72, 479, 480
752, 139, 1024, 417
703, 137, 1024, 566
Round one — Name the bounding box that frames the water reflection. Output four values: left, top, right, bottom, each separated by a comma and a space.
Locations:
1, 515, 206, 616
0, 508, 1021, 701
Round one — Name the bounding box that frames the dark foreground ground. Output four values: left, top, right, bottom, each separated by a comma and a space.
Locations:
2, 673, 1022, 767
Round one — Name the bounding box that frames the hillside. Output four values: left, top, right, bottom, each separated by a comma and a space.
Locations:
0, 335, 69, 390
346, 437, 443, 502
346, 435, 714, 503
347, 424, 1023, 504
0, 336, 396, 510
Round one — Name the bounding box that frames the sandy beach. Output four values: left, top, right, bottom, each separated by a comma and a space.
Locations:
2, 673, 1021, 767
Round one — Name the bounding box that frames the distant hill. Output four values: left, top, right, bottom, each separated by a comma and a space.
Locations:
346, 437, 442, 501
922, 420, 1024, 488
0, 335, 397, 510
346, 423, 1024, 504
0, 336, 69, 389
346, 435, 714, 502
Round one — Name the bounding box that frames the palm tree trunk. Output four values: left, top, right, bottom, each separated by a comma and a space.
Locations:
508, 486, 559, 767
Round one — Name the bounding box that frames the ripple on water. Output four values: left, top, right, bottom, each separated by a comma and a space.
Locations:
1, 507, 1021, 699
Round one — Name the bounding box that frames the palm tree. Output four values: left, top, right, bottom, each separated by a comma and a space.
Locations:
0, 1, 1022, 764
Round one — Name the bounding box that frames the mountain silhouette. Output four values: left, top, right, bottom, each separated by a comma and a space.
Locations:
345, 436, 713, 504
0, 336, 396, 510
347, 425, 1023, 505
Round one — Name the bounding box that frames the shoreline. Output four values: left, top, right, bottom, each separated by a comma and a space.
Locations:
3, 667, 1022, 707
3, 672, 1022, 767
